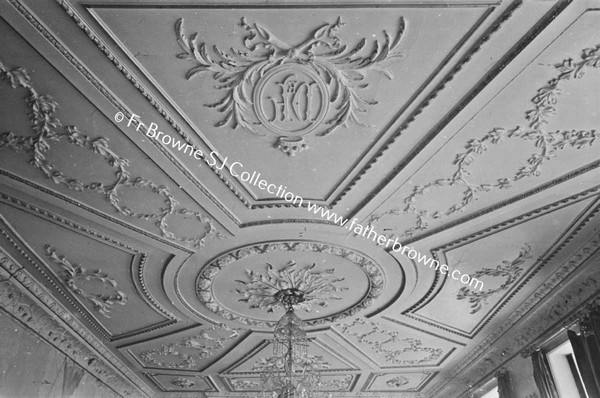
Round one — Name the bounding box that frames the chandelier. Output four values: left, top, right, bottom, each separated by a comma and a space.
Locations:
257, 288, 330, 398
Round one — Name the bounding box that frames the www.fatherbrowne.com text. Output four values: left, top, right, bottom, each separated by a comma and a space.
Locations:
116, 111, 484, 291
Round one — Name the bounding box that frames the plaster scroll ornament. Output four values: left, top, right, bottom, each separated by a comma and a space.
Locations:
387, 375, 410, 388
138, 323, 241, 369
366, 45, 600, 239
175, 17, 406, 155
44, 245, 127, 318
230, 379, 261, 391
456, 244, 533, 314
320, 374, 353, 390
0, 61, 223, 248
337, 318, 444, 366
170, 377, 195, 389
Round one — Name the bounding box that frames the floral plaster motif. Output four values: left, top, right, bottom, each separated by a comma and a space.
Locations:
251, 354, 330, 373
196, 241, 385, 327
0, 61, 223, 248
175, 17, 406, 153
456, 244, 533, 314
236, 260, 348, 313
337, 318, 443, 366
44, 245, 126, 318
367, 46, 600, 238
170, 377, 195, 389
138, 324, 241, 369
229, 379, 261, 391
387, 375, 410, 388
321, 375, 353, 390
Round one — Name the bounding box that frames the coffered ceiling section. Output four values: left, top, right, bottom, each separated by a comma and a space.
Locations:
88, 4, 489, 206
2, 1, 600, 398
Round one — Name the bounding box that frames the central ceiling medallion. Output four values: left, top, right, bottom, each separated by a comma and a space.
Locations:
195, 241, 386, 328
175, 16, 406, 155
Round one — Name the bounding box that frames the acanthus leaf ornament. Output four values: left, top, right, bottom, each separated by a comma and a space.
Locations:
235, 260, 348, 313
175, 17, 406, 153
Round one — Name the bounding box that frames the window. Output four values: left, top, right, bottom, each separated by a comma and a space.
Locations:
480, 386, 499, 398
547, 340, 588, 398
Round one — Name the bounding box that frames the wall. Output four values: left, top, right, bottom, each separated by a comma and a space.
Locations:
0, 309, 120, 398
505, 354, 540, 398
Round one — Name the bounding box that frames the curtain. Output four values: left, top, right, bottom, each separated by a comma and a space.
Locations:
497, 368, 514, 398
531, 350, 559, 398
61, 357, 84, 398
568, 303, 600, 398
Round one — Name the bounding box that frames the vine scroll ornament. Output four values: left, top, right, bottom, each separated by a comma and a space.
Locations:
44, 245, 127, 318
0, 61, 223, 248
456, 244, 533, 314
175, 17, 406, 155
366, 45, 600, 239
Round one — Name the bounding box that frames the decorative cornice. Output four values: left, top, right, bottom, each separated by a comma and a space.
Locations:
0, 192, 179, 327
409, 196, 600, 339
520, 295, 600, 357
0, 248, 152, 397
428, 227, 600, 396
446, 275, 600, 398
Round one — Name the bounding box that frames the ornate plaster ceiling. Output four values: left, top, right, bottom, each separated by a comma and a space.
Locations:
1, 1, 600, 397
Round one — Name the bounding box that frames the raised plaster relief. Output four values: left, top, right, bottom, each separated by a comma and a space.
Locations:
0, 61, 223, 248
236, 260, 348, 313
230, 378, 261, 391
44, 245, 127, 318
321, 374, 353, 390
386, 375, 410, 388
138, 324, 241, 369
0, 280, 139, 396
251, 354, 330, 373
196, 241, 385, 327
433, 230, 600, 397
337, 318, 443, 365
175, 17, 406, 154
368, 46, 600, 239
170, 376, 195, 389
456, 244, 532, 314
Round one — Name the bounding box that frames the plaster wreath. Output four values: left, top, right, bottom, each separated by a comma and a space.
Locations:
175, 16, 406, 140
